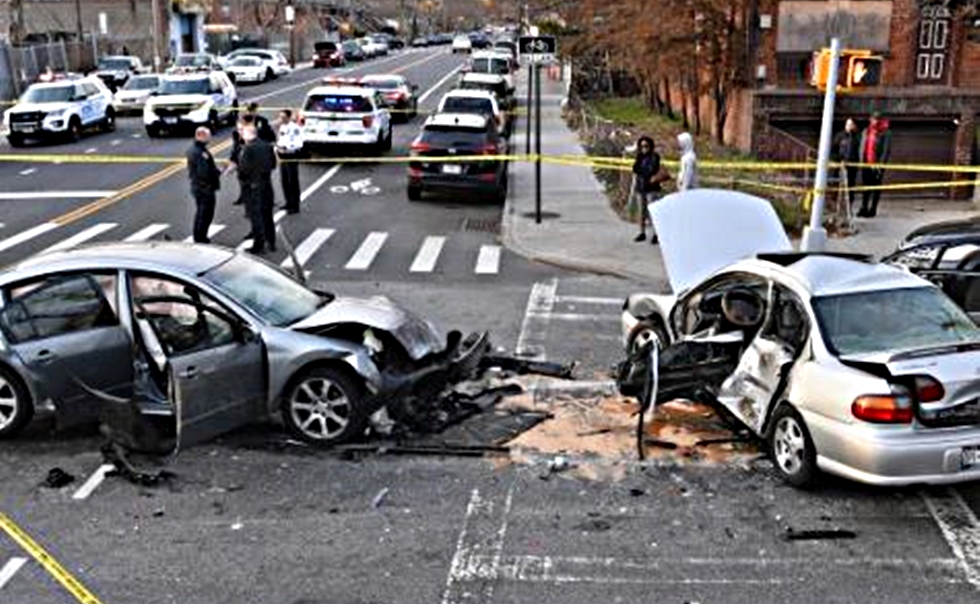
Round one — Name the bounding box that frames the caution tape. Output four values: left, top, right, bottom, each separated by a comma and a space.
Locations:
0, 512, 106, 604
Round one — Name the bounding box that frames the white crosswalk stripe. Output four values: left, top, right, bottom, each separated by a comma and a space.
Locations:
474, 245, 501, 274
184, 224, 226, 243
282, 228, 334, 269
42, 223, 118, 254
409, 236, 446, 273
124, 223, 169, 242
0, 223, 58, 253
345, 231, 388, 270
0, 557, 27, 590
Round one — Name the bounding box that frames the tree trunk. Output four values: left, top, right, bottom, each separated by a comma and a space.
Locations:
680, 83, 690, 130
662, 76, 674, 119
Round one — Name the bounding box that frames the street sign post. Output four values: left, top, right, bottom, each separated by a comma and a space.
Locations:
518, 35, 557, 63
518, 36, 557, 224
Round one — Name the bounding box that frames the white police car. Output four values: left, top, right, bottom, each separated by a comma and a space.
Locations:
143, 71, 238, 137
2, 76, 115, 147
300, 84, 392, 153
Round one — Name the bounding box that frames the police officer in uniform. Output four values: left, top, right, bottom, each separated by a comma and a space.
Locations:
238, 124, 278, 254
186, 126, 221, 243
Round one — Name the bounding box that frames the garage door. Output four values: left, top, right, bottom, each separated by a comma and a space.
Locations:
772, 118, 958, 198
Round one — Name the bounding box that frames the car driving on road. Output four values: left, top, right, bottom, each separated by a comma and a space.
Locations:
312, 41, 346, 68
359, 74, 419, 122
1, 76, 115, 146
452, 34, 473, 54
464, 51, 515, 93
113, 73, 162, 115
224, 56, 269, 84
619, 189, 980, 488
300, 84, 392, 153
144, 71, 238, 137
407, 113, 509, 203
0, 243, 487, 449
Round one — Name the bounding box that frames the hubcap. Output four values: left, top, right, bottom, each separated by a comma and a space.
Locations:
0, 376, 19, 430
289, 377, 351, 440
773, 416, 806, 476
630, 327, 660, 355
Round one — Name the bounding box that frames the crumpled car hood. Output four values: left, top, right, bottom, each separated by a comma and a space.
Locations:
290, 295, 444, 360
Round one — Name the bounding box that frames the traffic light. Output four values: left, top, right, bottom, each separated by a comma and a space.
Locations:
811, 48, 883, 90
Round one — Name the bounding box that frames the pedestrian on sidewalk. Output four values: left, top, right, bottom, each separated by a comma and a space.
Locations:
186, 127, 221, 243
238, 124, 278, 254
834, 118, 861, 209
631, 136, 668, 244
676, 132, 698, 191
276, 109, 304, 214
858, 113, 891, 218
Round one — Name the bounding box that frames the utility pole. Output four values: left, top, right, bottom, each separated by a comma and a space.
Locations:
801, 37, 841, 253
151, 0, 162, 71
75, 0, 83, 41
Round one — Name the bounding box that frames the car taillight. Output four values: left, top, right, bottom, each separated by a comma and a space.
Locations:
362, 115, 374, 128
480, 144, 498, 155
852, 394, 914, 424
410, 141, 430, 154
914, 375, 945, 403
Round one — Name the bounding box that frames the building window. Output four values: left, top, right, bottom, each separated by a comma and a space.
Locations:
917, 5, 951, 83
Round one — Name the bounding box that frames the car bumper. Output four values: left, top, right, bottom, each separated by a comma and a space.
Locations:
145, 113, 210, 128
409, 172, 503, 194
302, 129, 379, 146
804, 408, 980, 486
233, 73, 265, 83
4, 121, 68, 137
114, 101, 145, 114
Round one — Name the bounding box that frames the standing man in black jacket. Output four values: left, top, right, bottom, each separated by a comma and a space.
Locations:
186, 126, 221, 243
238, 124, 278, 254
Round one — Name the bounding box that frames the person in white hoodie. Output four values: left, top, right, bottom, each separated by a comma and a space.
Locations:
676, 132, 698, 191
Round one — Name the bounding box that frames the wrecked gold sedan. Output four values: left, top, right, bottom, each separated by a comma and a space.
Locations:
621, 190, 980, 488
0, 242, 487, 451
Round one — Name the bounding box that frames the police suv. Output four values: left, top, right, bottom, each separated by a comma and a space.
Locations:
144, 71, 238, 137
2, 76, 115, 147
300, 83, 392, 153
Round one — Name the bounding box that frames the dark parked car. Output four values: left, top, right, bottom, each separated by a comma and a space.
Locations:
407, 113, 509, 204
341, 40, 366, 61
312, 41, 345, 67
884, 217, 980, 323
411, 37, 430, 47
469, 33, 492, 49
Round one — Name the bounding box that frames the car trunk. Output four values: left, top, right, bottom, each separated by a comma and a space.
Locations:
410, 128, 498, 177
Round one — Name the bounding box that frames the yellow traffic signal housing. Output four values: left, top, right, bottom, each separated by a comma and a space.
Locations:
811, 48, 883, 90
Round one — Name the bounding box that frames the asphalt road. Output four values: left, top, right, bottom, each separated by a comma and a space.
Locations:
2, 48, 980, 604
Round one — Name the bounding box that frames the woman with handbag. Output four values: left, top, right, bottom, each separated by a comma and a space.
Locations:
631, 136, 669, 244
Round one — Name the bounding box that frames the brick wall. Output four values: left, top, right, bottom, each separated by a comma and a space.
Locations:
887, 0, 919, 87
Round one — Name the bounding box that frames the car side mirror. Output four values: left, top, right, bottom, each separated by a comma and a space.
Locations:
236, 323, 260, 344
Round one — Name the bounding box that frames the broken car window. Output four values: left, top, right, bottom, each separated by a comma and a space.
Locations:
138, 300, 235, 356
0, 273, 118, 344
813, 286, 980, 356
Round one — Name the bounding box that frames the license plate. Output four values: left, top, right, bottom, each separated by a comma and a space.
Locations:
962, 446, 980, 469
163, 117, 177, 125
442, 164, 462, 175
12, 124, 35, 133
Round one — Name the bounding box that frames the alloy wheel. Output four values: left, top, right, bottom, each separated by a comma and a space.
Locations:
0, 376, 19, 431
289, 377, 351, 441
773, 416, 807, 476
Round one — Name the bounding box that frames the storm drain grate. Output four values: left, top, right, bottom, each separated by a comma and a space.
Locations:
461, 217, 501, 234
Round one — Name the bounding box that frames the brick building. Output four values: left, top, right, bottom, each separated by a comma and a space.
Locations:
732, 0, 980, 196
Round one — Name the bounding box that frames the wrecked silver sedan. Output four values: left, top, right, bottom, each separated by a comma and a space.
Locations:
620, 190, 980, 488
0, 242, 487, 450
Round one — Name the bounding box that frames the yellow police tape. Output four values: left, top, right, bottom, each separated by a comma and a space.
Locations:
0, 512, 106, 604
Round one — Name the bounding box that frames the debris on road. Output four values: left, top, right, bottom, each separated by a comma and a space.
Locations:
41, 468, 75, 489
784, 527, 858, 541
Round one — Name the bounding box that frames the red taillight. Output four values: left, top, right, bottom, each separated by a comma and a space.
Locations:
362, 115, 374, 128
480, 144, 498, 155
852, 395, 914, 424
410, 141, 431, 154
914, 375, 945, 403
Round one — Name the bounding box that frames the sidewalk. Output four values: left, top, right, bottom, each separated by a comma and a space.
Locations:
501, 69, 978, 286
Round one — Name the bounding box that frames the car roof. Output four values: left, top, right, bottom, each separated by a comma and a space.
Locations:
726, 255, 930, 298
161, 72, 210, 80
424, 113, 489, 129
472, 51, 509, 59
0, 242, 235, 282
360, 74, 405, 82
27, 81, 77, 90
306, 85, 373, 97
461, 73, 505, 83
443, 89, 495, 99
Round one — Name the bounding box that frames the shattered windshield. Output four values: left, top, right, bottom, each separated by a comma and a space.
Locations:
201, 255, 325, 327
813, 287, 980, 356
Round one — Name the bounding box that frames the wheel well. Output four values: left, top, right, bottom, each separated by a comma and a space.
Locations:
0, 362, 34, 409
761, 400, 795, 440
277, 359, 366, 409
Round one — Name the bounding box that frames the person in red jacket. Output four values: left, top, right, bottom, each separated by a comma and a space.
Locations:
858, 113, 892, 218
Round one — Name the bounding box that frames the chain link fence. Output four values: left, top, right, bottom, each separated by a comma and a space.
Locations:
0, 36, 98, 102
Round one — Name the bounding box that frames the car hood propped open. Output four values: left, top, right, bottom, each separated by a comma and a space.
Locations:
649, 189, 792, 294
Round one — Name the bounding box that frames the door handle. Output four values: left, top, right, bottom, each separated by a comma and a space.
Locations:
179, 366, 198, 379
34, 350, 57, 364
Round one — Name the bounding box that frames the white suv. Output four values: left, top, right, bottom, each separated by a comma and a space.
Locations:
437, 89, 508, 137
144, 71, 238, 137
2, 76, 115, 146
300, 85, 392, 153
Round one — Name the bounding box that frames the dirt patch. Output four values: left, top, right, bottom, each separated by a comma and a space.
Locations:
498, 393, 761, 480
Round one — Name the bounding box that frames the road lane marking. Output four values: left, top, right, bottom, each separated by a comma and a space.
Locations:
72, 464, 115, 501
110, 139, 121, 146
418, 64, 465, 104
131, 133, 141, 139
515, 279, 558, 361
0, 223, 59, 253
184, 223, 226, 243
345, 231, 387, 270
282, 228, 334, 269
84, 148, 97, 154
441, 485, 515, 604
18, 168, 35, 176
0, 557, 27, 590
554, 295, 624, 306
0, 513, 106, 603
921, 488, 980, 588
474, 245, 501, 274
410, 236, 446, 273
41, 223, 117, 254
124, 223, 169, 241
0, 191, 117, 200
300, 164, 343, 202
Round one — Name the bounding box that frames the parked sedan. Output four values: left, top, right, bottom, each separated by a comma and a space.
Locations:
0, 243, 487, 451
618, 189, 980, 488
113, 73, 161, 115
224, 56, 269, 84
883, 217, 980, 324
359, 74, 418, 122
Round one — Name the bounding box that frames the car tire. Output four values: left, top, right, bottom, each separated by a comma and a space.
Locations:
382, 125, 393, 151
626, 318, 668, 356
7, 134, 25, 147
101, 108, 116, 133
207, 111, 219, 134
146, 125, 161, 138
228, 100, 239, 125
407, 185, 422, 201
265, 67, 274, 83
0, 365, 33, 438
281, 366, 367, 447
768, 404, 819, 489
66, 117, 82, 142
